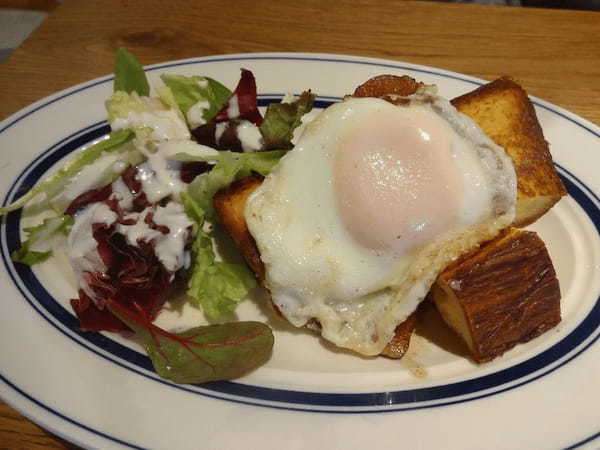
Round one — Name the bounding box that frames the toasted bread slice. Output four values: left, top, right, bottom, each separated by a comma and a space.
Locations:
213, 174, 266, 283
451, 77, 567, 227
432, 227, 561, 363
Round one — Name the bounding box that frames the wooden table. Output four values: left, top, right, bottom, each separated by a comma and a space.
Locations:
0, 0, 598, 448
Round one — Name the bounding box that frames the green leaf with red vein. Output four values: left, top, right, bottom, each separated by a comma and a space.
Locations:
109, 301, 274, 384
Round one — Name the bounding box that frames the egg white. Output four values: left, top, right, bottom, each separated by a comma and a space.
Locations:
245, 89, 516, 355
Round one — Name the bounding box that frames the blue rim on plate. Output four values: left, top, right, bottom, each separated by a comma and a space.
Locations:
1, 55, 599, 448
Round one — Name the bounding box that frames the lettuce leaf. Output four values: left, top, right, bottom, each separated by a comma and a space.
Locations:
105, 90, 191, 142
259, 91, 315, 149
160, 74, 232, 128
182, 192, 256, 319
11, 215, 73, 265
114, 48, 150, 96
182, 150, 285, 219
0, 129, 135, 216
178, 148, 286, 318
109, 300, 273, 384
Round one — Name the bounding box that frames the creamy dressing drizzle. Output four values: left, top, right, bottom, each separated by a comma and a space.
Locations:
152, 203, 193, 272
112, 109, 191, 141
186, 100, 210, 128
116, 203, 192, 272
68, 203, 118, 298
215, 122, 227, 144
136, 153, 185, 203
227, 95, 240, 118
110, 177, 134, 210
236, 120, 263, 152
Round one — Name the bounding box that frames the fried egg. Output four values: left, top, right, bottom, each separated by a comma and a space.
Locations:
245, 87, 517, 355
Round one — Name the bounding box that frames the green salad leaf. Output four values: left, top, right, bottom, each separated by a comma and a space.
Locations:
105, 91, 150, 123
174, 149, 285, 318
109, 300, 273, 384
160, 74, 232, 127
260, 91, 316, 149
182, 192, 257, 319
179, 150, 285, 219
114, 48, 150, 96
0, 129, 135, 216
11, 215, 73, 266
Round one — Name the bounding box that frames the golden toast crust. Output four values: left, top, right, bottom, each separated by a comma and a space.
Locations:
451, 77, 567, 227
213, 174, 265, 283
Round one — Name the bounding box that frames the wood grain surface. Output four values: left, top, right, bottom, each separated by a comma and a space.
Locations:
0, 0, 599, 448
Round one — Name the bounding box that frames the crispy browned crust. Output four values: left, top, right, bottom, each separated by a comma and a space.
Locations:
353, 74, 423, 105
451, 77, 567, 227
432, 228, 561, 363
213, 174, 265, 283
380, 311, 418, 359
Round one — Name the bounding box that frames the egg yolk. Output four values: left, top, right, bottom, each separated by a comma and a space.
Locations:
333, 108, 461, 255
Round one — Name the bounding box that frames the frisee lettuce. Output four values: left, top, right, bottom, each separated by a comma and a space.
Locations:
11, 215, 73, 266
0, 129, 135, 216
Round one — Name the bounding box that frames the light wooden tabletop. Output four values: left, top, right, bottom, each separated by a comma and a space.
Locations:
0, 0, 599, 448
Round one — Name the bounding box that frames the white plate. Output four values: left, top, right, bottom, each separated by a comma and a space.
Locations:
1, 53, 599, 450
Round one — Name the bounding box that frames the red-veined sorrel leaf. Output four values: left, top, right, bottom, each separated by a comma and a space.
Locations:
108, 300, 274, 384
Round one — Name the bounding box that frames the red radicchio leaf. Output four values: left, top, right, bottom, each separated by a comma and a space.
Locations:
190, 121, 244, 152
65, 184, 113, 216
179, 162, 211, 183
71, 290, 129, 332
214, 69, 263, 126
71, 205, 176, 332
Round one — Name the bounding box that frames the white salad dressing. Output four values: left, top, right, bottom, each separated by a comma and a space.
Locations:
110, 177, 134, 210
68, 202, 118, 297
152, 202, 193, 272
215, 122, 227, 144
136, 153, 186, 203
116, 204, 192, 273
112, 109, 191, 141
236, 120, 263, 152
227, 94, 240, 118
186, 100, 211, 129
116, 211, 162, 247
